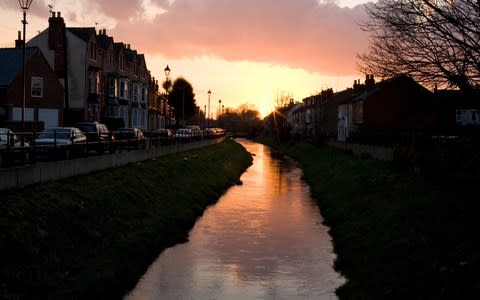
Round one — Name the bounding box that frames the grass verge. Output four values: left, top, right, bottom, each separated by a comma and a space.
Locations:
257, 137, 479, 300
0, 139, 252, 299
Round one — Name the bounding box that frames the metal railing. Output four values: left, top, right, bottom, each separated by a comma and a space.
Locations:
0, 129, 226, 168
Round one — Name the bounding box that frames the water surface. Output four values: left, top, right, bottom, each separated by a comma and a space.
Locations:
125, 139, 344, 299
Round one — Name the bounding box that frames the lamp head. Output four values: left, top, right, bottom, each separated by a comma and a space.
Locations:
18, 0, 33, 11
164, 65, 170, 77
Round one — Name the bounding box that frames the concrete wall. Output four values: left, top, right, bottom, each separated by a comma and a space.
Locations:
0, 138, 223, 191
328, 141, 394, 161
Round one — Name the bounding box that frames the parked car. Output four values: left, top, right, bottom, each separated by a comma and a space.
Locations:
174, 128, 193, 142
75, 122, 116, 154
204, 127, 225, 138
34, 127, 87, 159
0, 128, 30, 166
184, 125, 203, 140
153, 128, 175, 146
115, 128, 147, 150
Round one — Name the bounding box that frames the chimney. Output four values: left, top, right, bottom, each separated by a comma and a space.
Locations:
15, 31, 24, 48
103, 29, 106, 35
48, 11, 66, 78
365, 74, 375, 90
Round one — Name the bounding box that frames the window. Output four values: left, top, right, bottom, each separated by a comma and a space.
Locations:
109, 77, 118, 97
89, 42, 97, 60
119, 79, 128, 99
456, 110, 463, 122
31, 76, 44, 97
133, 84, 138, 102
141, 87, 147, 102
109, 50, 115, 65
119, 55, 125, 71
88, 71, 100, 94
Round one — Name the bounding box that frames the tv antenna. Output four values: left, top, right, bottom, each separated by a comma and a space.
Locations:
48, 4, 53, 13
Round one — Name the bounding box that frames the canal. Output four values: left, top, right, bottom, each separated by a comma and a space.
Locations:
124, 139, 344, 299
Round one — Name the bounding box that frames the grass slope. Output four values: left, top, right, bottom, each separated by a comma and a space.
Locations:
260, 138, 479, 300
0, 139, 252, 299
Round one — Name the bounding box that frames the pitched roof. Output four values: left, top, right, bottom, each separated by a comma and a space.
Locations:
0, 47, 38, 86
67, 27, 96, 42
97, 34, 114, 51
347, 74, 426, 104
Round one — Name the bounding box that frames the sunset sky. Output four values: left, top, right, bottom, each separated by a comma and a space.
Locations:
0, 0, 373, 117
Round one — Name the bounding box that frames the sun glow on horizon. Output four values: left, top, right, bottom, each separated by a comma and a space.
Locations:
147, 54, 360, 119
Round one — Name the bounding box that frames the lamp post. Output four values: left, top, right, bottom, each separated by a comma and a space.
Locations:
164, 65, 170, 128
218, 99, 222, 120
207, 89, 211, 128
19, 0, 33, 130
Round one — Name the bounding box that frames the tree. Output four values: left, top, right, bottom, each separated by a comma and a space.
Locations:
168, 77, 196, 125
274, 90, 294, 108
219, 103, 263, 136
358, 0, 480, 90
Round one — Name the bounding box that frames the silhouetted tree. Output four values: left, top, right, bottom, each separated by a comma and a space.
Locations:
358, 0, 480, 90
219, 103, 263, 136
274, 90, 294, 108
168, 77, 196, 125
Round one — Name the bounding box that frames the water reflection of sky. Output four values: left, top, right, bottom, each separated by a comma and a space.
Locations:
125, 139, 344, 300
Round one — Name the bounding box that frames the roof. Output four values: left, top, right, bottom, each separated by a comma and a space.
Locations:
0, 47, 38, 86
286, 103, 304, 117
346, 74, 426, 104
67, 27, 96, 42
97, 34, 114, 51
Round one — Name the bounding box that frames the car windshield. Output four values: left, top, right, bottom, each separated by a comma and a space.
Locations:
38, 129, 71, 139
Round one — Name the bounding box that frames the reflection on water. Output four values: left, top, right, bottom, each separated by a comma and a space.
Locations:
125, 139, 344, 300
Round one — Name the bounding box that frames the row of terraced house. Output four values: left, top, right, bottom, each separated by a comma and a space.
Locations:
0, 11, 173, 132
266, 74, 480, 144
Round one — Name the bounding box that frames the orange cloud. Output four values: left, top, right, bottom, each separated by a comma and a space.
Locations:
1, 0, 369, 76
106, 0, 370, 76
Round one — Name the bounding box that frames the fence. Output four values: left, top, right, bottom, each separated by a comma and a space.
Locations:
0, 137, 224, 191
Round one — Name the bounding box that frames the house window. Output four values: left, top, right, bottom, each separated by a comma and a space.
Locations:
31, 76, 44, 97
141, 87, 147, 102
88, 71, 100, 94
119, 79, 128, 99
109, 77, 118, 97
456, 110, 463, 122
133, 84, 138, 102
109, 50, 115, 65
119, 55, 125, 71
89, 42, 97, 60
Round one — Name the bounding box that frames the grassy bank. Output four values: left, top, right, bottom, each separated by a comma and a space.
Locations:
259, 138, 479, 299
0, 139, 252, 299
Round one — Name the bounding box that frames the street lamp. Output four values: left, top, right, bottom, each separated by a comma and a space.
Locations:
218, 99, 222, 119
207, 89, 211, 128
19, 0, 33, 130
164, 65, 170, 128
